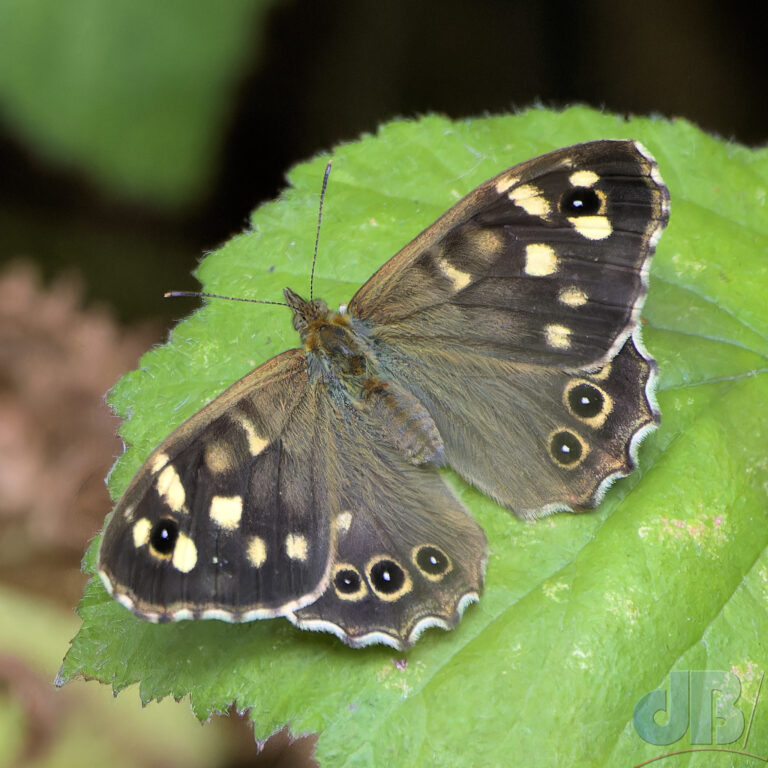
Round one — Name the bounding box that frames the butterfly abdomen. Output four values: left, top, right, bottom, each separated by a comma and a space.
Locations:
361, 377, 445, 465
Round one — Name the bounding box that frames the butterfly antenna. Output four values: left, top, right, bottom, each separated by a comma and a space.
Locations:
310, 160, 333, 301
164, 291, 289, 307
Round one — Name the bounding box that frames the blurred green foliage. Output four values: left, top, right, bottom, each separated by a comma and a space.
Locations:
0, 0, 276, 208
0, 586, 230, 768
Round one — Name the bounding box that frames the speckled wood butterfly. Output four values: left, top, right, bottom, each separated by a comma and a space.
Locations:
98, 140, 669, 649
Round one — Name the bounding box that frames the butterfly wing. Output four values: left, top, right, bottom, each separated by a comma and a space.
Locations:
98, 348, 486, 648
97, 139, 666, 645
98, 349, 336, 621
373, 336, 658, 517
291, 385, 487, 649
348, 140, 668, 517
350, 141, 668, 365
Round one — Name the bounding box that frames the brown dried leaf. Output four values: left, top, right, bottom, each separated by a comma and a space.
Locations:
0, 261, 160, 604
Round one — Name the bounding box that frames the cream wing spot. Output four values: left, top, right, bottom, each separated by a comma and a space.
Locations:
209, 495, 243, 530
508, 184, 551, 217
247, 536, 267, 567
156, 464, 186, 512
524, 243, 558, 276
172, 533, 198, 573
545, 324, 572, 349
494, 172, 519, 195
469, 227, 506, 253
151, 452, 170, 474
569, 170, 600, 188
132, 517, 151, 548
285, 533, 308, 562
205, 442, 235, 474
234, 413, 269, 456
336, 511, 353, 534
558, 286, 588, 307
568, 215, 612, 240
437, 258, 471, 291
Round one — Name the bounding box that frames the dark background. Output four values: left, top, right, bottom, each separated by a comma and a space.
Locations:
1, 0, 765, 324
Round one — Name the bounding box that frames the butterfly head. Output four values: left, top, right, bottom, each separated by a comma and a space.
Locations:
283, 287, 331, 332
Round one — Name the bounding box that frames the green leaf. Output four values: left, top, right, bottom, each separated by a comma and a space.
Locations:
60, 108, 768, 766
0, 0, 275, 207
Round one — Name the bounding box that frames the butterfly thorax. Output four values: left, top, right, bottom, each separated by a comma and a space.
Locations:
284, 287, 369, 378
283, 286, 444, 465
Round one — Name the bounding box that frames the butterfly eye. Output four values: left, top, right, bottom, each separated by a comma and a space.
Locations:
561, 187, 601, 216
549, 430, 586, 467
413, 545, 452, 580
567, 383, 605, 419
149, 518, 179, 555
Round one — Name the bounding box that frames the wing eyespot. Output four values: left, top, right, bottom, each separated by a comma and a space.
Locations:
561, 187, 602, 217
567, 383, 605, 419
149, 518, 179, 556
549, 429, 588, 468
412, 545, 452, 581
333, 564, 368, 601
367, 557, 413, 601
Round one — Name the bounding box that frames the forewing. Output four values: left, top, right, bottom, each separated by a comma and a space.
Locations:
349, 140, 669, 368
98, 349, 335, 621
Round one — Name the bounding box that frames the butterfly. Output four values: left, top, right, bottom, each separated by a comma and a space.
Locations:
97, 140, 669, 649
